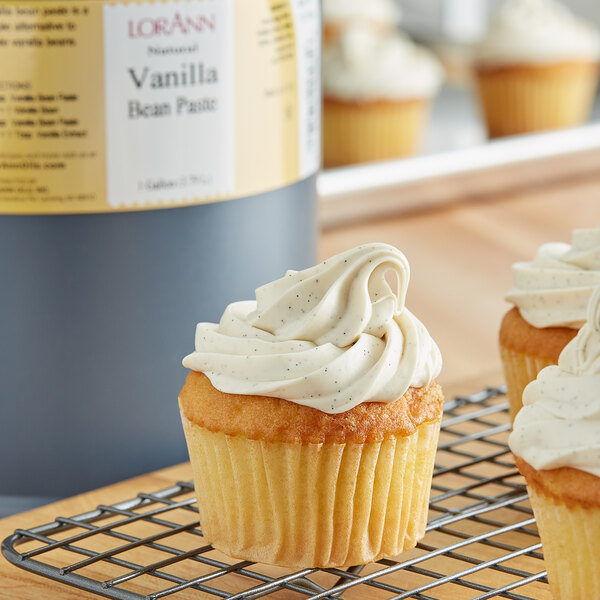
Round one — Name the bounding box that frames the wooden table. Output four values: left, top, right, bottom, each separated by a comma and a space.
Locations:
2, 180, 598, 599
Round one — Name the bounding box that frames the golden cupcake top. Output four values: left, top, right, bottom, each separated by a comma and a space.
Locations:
183, 243, 442, 414
180, 372, 443, 444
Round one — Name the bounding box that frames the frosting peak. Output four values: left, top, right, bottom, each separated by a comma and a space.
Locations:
183, 243, 442, 414
509, 285, 600, 477
249, 244, 409, 346
506, 226, 600, 329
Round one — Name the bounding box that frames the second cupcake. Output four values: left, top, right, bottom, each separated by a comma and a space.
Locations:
499, 226, 600, 421
180, 243, 443, 568
322, 25, 443, 167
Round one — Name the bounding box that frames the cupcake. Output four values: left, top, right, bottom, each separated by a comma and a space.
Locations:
475, 0, 600, 138
322, 0, 401, 47
322, 25, 444, 168
180, 243, 443, 568
499, 226, 600, 421
509, 285, 600, 600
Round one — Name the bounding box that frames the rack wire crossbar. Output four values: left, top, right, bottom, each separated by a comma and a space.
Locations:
2, 386, 549, 600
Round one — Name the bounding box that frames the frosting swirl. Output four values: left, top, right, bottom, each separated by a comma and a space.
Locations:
322, 25, 444, 101
477, 0, 600, 66
183, 243, 442, 414
505, 227, 600, 329
509, 285, 600, 477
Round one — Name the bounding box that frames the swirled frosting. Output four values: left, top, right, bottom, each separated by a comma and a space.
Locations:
322, 25, 444, 101
505, 227, 600, 329
509, 285, 600, 477
183, 243, 442, 414
477, 0, 600, 66
323, 0, 401, 27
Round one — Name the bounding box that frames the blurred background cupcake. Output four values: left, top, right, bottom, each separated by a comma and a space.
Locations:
475, 0, 600, 138
322, 0, 401, 47
322, 24, 444, 167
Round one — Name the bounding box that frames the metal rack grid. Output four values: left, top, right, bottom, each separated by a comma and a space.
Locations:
2, 386, 548, 600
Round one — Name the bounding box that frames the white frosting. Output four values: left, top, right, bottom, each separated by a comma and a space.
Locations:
322, 25, 444, 101
323, 0, 400, 27
183, 243, 442, 414
506, 227, 600, 329
477, 0, 600, 65
509, 285, 600, 477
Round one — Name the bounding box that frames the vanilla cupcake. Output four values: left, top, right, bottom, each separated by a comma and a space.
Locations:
322, 0, 401, 47
475, 0, 600, 138
499, 226, 600, 421
180, 243, 443, 568
509, 285, 600, 600
322, 26, 443, 167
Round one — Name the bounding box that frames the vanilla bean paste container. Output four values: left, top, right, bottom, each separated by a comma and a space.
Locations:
0, 0, 321, 513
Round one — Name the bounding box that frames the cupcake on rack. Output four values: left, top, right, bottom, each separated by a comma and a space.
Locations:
322, 0, 401, 47
322, 25, 444, 167
499, 226, 600, 421
179, 243, 443, 568
509, 284, 600, 600
475, 0, 600, 138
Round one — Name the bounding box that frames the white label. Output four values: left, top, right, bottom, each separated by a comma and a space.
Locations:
103, 0, 235, 208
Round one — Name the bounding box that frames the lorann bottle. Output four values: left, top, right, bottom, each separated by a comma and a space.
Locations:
0, 0, 321, 514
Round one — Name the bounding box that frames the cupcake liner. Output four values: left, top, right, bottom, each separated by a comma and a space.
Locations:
476, 62, 599, 138
527, 481, 600, 600
323, 98, 429, 167
181, 413, 440, 568
499, 345, 554, 422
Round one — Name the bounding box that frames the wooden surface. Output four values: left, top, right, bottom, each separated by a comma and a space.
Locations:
2, 174, 599, 598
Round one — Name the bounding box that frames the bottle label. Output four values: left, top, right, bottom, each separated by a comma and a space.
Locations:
0, 0, 321, 214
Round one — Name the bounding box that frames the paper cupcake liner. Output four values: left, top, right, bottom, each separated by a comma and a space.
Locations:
323, 98, 428, 168
181, 414, 440, 568
499, 345, 554, 422
527, 482, 600, 600
476, 62, 599, 138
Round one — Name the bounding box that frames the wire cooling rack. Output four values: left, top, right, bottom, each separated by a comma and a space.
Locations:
2, 386, 549, 600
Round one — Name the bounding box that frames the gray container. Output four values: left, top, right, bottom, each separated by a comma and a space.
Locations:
0, 0, 321, 515
0, 178, 317, 510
